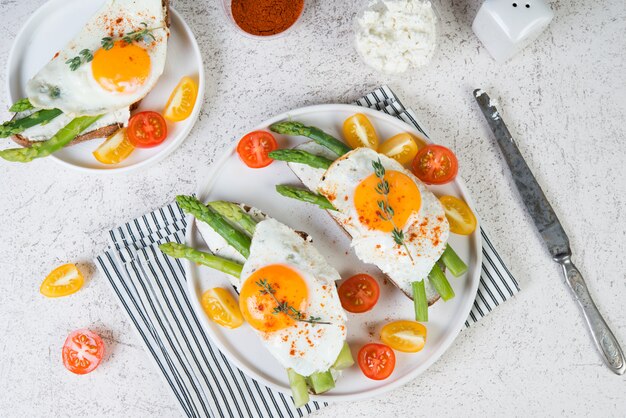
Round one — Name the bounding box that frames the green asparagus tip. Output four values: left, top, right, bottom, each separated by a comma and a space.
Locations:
269, 121, 306, 135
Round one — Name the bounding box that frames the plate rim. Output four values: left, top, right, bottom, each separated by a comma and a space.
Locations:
4, 0, 205, 175
185, 103, 483, 402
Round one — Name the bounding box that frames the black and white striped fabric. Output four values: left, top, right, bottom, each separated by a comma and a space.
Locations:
95, 86, 519, 418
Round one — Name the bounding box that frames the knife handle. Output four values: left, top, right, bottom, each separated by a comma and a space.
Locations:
557, 255, 625, 375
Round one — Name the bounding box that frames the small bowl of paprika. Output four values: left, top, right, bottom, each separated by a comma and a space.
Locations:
222, 0, 306, 39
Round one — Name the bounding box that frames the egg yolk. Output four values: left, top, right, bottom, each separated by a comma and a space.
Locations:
239, 264, 309, 333
91, 41, 151, 93
354, 170, 421, 232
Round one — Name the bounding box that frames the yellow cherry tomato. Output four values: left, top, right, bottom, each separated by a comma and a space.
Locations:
201, 288, 244, 329
93, 128, 135, 164
379, 133, 421, 165
163, 76, 198, 122
40, 264, 84, 298
343, 113, 379, 150
380, 320, 427, 353
439, 195, 477, 235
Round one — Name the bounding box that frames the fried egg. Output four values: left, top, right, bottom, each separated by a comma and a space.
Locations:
196, 208, 347, 375
236, 218, 347, 376
308, 147, 449, 298
26, 0, 169, 116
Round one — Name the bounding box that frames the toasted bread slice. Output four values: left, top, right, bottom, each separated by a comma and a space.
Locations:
286, 141, 441, 306
12, 123, 122, 148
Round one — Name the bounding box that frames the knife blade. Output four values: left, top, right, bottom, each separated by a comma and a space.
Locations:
473, 88, 625, 375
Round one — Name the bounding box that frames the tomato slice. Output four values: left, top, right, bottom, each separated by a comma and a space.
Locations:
163, 76, 198, 122
40, 263, 84, 298
338, 274, 380, 313
201, 288, 244, 329
127, 111, 168, 148
411, 144, 459, 185
237, 131, 278, 168
358, 343, 396, 380
62, 329, 105, 375
379, 133, 420, 165
381, 320, 427, 353
439, 195, 477, 235
343, 113, 379, 150
93, 128, 135, 164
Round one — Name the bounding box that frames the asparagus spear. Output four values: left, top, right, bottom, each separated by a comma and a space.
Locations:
440, 244, 468, 277
0, 115, 100, 162
428, 263, 455, 301
412, 280, 428, 322
270, 121, 351, 157
0, 108, 63, 138
9, 98, 34, 113
269, 149, 334, 169
159, 242, 243, 278
287, 369, 309, 408
308, 370, 335, 394
332, 342, 354, 370
207, 201, 257, 236
176, 195, 252, 258
276, 185, 336, 210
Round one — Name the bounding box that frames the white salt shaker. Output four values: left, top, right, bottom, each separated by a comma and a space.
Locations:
472, 0, 554, 62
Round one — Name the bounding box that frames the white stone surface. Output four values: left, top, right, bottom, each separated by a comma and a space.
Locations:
0, 0, 625, 416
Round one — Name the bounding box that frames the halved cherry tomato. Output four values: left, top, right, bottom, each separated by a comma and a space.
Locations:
411, 144, 459, 185
358, 343, 395, 380
93, 128, 135, 164
40, 263, 84, 298
201, 288, 244, 329
381, 320, 427, 353
62, 329, 105, 375
163, 76, 198, 122
439, 195, 477, 235
237, 131, 278, 168
379, 133, 420, 165
338, 274, 380, 313
127, 111, 168, 148
343, 113, 379, 150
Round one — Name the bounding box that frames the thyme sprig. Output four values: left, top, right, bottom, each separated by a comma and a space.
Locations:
372, 159, 414, 262
65, 49, 93, 71
66, 22, 164, 71
256, 279, 330, 326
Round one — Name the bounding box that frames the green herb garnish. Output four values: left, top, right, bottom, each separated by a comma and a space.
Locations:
372, 158, 414, 262
256, 279, 330, 326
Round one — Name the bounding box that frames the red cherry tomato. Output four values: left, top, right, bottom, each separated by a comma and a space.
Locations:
411, 144, 459, 185
236, 131, 278, 168
127, 111, 168, 148
338, 274, 380, 313
358, 343, 396, 380
62, 329, 105, 375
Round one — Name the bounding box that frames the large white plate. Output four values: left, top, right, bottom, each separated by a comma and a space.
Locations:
5, 0, 204, 173
186, 104, 482, 402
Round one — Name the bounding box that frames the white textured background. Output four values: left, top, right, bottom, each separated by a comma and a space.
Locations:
1, 0, 625, 416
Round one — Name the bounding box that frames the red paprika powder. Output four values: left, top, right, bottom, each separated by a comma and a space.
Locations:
231, 0, 304, 36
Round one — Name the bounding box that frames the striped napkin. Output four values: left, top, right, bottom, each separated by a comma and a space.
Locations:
95, 86, 519, 418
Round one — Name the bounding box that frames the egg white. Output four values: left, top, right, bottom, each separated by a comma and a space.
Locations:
26, 0, 169, 116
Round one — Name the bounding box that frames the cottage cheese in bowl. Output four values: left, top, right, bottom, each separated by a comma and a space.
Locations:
355, 0, 438, 74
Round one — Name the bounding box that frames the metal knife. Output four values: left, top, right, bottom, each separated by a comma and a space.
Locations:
473, 89, 625, 375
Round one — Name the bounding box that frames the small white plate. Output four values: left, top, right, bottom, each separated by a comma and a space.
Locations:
5, 0, 204, 173
186, 104, 482, 402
